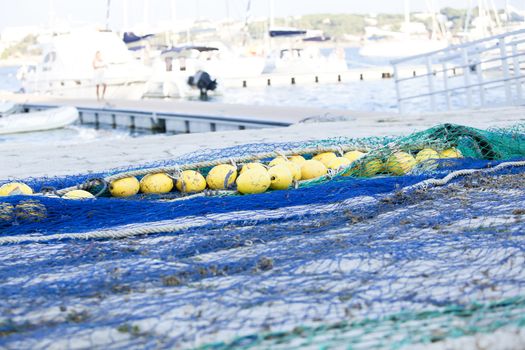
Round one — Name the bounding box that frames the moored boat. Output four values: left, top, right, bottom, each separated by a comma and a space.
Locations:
0, 106, 78, 135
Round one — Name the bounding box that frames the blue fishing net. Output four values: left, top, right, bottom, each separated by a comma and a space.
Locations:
1, 124, 525, 349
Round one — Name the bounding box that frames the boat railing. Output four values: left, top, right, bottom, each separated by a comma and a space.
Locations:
391, 28, 525, 113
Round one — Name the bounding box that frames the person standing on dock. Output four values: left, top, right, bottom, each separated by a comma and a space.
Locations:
92, 51, 107, 100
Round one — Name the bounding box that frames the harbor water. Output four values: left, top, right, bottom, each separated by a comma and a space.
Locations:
0, 47, 508, 143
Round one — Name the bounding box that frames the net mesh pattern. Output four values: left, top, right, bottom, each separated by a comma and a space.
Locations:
1, 123, 525, 349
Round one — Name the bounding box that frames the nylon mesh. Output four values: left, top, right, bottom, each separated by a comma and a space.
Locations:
1, 123, 525, 349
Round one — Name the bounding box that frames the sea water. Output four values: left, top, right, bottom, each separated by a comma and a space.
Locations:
0, 47, 501, 143
0, 48, 399, 143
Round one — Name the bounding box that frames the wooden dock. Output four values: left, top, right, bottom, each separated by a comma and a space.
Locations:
8, 94, 391, 133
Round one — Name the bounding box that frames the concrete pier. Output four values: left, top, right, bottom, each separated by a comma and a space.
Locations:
1, 102, 524, 180
6, 94, 390, 133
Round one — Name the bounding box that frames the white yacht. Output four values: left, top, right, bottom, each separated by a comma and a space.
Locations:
359, 1, 448, 58
263, 28, 348, 75
359, 37, 448, 58
19, 30, 151, 99
194, 42, 266, 79
143, 42, 263, 98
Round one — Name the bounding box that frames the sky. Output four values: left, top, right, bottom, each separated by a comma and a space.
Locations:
0, 0, 515, 32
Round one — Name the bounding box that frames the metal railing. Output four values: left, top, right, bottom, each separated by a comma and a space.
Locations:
392, 28, 525, 113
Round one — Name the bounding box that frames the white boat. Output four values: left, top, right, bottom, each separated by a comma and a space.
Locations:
193, 42, 265, 79
0, 102, 21, 116
359, 38, 448, 58
0, 106, 78, 135
143, 42, 264, 98
264, 46, 348, 75
19, 30, 151, 99
263, 28, 348, 75
359, 1, 449, 59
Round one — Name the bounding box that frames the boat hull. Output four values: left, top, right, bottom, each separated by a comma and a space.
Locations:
0, 106, 79, 135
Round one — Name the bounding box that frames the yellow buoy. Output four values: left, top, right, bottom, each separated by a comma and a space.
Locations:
236, 168, 271, 194
312, 152, 337, 167
415, 148, 439, 163
301, 159, 328, 180
176, 170, 207, 193
284, 161, 302, 181
440, 148, 463, 158
268, 156, 288, 167
109, 177, 140, 197
15, 200, 47, 222
327, 157, 352, 171
206, 164, 237, 190
240, 162, 267, 174
343, 150, 365, 163
268, 164, 294, 190
63, 190, 95, 200
386, 152, 417, 175
289, 155, 306, 165
140, 173, 174, 194
0, 202, 15, 222
0, 182, 33, 196
361, 159, 384, 177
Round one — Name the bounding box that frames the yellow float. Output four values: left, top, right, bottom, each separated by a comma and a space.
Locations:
0, 182, 33, 196
327, 157, 352, 171
361, 159, 384, 177
440, 148, 463, 158
236, 168, 271, 194
386, 152, 417, 175
289, 155, 306, 165
206, 164, 237, 190
284, 162, 302, 181
268, 164, 294, 190
140, 173, 174, 194
415, 148, 439, 163
312, 152, 337, 167
268, 157, 288, 167
109, 177, 140, 197
63, 190, 96, 199
240, 162, 267, 174
343, 150, 365, 163
301, 159, 328, 180
176, 170, 207, 193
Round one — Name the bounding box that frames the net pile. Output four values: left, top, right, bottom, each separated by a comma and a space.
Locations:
1, 123, 525, 349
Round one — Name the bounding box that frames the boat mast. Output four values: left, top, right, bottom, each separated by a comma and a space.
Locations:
403, 0, 411, 39
48, 0, 55, 29
123, 0, 129, 31
143, 0, 150, 30
404, 0, 410, 27
105, 0, 111, 31
171, 0, 176, 46
463, 0, 473, 38
270, 0, 275, 28
488, 0, 502, 32
243, 0, 252, 46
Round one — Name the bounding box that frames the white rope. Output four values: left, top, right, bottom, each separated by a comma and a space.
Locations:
404, 160, 525, 192
6, 160, 523, 245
